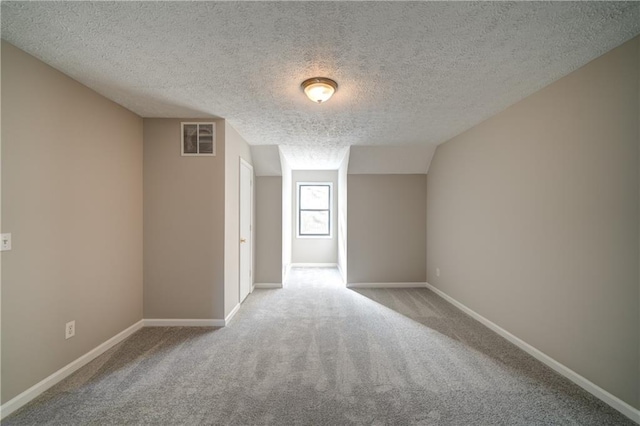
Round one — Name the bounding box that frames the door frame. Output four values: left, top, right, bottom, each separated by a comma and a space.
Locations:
239, 157, 254, 302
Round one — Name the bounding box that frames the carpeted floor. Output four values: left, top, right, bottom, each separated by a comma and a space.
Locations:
3, 267, 634, 425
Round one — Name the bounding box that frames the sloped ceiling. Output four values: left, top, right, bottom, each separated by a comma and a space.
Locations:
348, 146, 436, 175
250, 146, 282, 176
2, 2, 639, 170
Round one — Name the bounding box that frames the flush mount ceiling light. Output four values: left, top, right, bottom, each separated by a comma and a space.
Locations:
301, 77, 338, 104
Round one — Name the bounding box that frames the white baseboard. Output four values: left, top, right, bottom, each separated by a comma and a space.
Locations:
0, 319, 144, 420
424, 282, 640, 424
1, 313, 244, 420
224, 303, 241, 324
291, 263, 338, 268
347, 282, 428, 289
143, 318, 225, 327
254, 283, 283, 289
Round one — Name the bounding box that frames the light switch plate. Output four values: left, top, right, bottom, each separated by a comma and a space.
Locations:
1, 233, 11, 251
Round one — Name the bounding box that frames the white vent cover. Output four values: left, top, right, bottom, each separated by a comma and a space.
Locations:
181, 122, 216, 156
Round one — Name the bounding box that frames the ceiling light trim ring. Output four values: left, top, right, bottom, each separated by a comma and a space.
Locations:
301, 77, 338, 104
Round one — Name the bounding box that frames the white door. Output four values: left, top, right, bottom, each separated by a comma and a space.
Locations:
239, 159, 253, 302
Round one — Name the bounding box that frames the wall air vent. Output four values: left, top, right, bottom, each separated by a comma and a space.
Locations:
181, 122, 216, 156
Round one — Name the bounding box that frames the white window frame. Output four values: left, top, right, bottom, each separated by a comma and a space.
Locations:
181, 122, 216, 156
296, 182, 333, 239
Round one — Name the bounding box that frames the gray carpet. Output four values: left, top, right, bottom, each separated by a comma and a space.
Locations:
3, 267, 634, 425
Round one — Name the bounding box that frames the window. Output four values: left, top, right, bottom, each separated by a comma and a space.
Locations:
297, 183, 332, 237
181, 122, 216, 156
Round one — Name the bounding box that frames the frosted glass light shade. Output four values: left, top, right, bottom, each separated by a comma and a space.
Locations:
301, 77, 338, 104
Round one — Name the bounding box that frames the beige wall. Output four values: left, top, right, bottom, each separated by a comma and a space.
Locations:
0, 39, 4, 407
348, 174, 427, 283
427, 37, 639, 408
337, 151, 349, 282
255, 176, 283, 283
281, 152, 292, 278
223, 122, 253, 316
292, 170, 338, 264
143, 118, 225, 320
1, 42, 143, 403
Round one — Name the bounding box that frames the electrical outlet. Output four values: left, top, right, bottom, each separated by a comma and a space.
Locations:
1, 233, 12, 251
65, 320, 75, 339
436, 268, 440, 277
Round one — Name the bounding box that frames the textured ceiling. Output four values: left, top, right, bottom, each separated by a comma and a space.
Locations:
2, 2, 640, 169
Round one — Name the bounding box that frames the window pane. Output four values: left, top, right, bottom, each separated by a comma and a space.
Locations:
198, 124, 213, 137
199, 133, 213, 153
199, 142, 214, 154
300, 185, 329, 210
183, 124, 198, 154
300, 211, 329, 235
